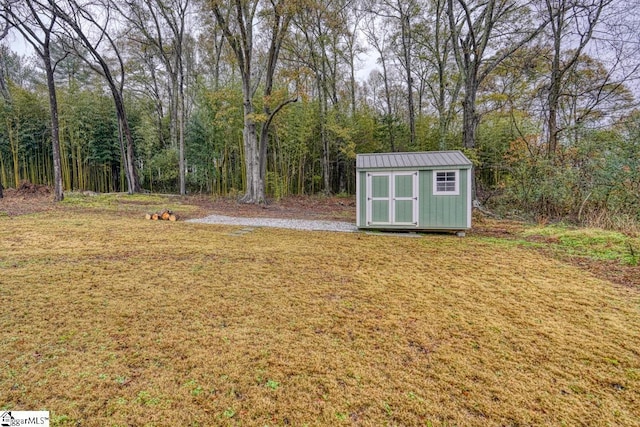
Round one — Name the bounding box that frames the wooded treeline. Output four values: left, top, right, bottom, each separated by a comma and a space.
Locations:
1, 0, 639, 226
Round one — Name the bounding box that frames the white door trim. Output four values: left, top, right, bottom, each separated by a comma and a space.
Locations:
366, 171, 418, 226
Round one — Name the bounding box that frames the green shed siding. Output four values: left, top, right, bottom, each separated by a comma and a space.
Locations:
418, 169, 468, 229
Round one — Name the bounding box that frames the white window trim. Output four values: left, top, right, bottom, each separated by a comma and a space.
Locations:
433, 170, 459, 196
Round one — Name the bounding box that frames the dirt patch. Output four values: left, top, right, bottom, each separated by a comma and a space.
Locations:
524, 234, 561, 244
567, 257, 640, 291
0, 187, 58, 216
186, 194, 356, 221
468, 214, 528, 238
16, 181, 52, 195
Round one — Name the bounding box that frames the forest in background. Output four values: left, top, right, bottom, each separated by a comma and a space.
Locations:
0, 0, 639, 228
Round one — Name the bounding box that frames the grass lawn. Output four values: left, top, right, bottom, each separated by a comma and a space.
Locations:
1, 195, 639, 426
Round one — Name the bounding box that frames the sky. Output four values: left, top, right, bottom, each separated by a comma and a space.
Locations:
5, 27, 379, 84
5, 29, 31, 56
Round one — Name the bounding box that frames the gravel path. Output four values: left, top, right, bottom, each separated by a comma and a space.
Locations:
187, 214, 359, 232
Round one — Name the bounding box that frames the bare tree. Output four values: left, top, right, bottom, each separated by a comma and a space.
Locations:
413, 0, 462, 150
338, 2, 366, 118
1, 0, 65, 201
544, 0, 612, 157
50, 0, 141, 193
366, 0, 420, 146
363, 15, 397, 151
115, 0, 190, 195
290, 0, 347, 193
447, 0, 549, 149
558, 53, 635, 146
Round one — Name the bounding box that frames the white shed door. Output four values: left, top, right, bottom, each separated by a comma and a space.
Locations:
366, 172, 418, 226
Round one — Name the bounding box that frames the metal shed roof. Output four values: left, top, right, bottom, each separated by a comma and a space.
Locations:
356, 150, 472, 169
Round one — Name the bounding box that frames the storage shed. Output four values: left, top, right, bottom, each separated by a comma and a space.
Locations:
356, 151, 472, 232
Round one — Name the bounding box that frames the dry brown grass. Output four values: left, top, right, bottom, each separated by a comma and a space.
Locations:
1, 201, 639, 426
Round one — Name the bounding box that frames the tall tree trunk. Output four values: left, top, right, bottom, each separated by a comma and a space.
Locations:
9, 119, 18, 187
548, 89, 559, 157
112, 89, 140, 194
338, 158, 346, 194
318, 75, 330, 194
432, 0, 460, 150
380, 57, 396, 152
116, 117, 133, 193
259, 8, 294, 196
242, 96, 264, 203
547, 0, 564, 159
217, 13, 264, 203
462, 76, 478, 149
43, 50, 63, 201
237, 54, 264, 204
401, 12, 416, 147
543, 0, 612, 160
349, 55, 356, 118
448, 0, 549, 152
178, 60, 186, 195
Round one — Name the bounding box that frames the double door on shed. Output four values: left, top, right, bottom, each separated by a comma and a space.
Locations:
366, 172, 418, 226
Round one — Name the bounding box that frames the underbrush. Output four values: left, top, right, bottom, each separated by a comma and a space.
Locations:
579, 210, 640, 236
482, 187, 639, 237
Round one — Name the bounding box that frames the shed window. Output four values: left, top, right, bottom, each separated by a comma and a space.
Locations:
433, 170, 459, 195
